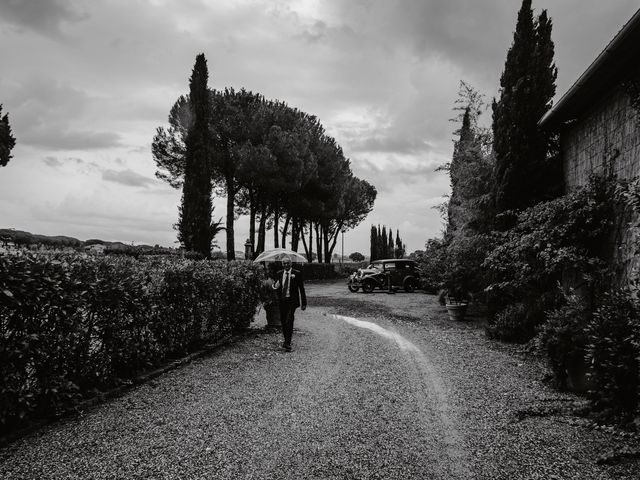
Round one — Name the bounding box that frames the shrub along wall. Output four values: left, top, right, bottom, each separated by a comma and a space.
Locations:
0, 252, 263, 432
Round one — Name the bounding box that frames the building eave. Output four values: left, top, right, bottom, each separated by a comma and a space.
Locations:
539, 8, 640, 130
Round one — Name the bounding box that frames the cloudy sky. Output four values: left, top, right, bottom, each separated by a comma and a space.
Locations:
0, 0, 638, 255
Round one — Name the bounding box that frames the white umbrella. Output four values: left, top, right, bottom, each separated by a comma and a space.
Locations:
253, 248, 308, 263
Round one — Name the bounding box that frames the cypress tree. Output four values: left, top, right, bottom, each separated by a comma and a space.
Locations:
381, 225, 388, 258
388, 228, 393, 258
370, 225, 377, 261
492, 0, 558, 214
0, 105, 16, 168
447, 107, 474, 235
178, 54, 213, 257
377, 225, 383, 260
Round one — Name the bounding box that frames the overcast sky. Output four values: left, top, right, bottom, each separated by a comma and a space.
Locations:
0, 0, 638, 255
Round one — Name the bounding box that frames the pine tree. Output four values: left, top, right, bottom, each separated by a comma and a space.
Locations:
0, 104, 16, 168
178, 54, 213, 257
492, 0, 558, 214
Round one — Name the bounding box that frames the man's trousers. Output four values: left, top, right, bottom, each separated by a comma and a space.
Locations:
279, 298, 297, 346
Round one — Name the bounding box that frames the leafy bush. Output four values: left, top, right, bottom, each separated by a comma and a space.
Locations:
416, 238, 448, 293
484, 174, 616, 342
586, 288, 640, 419
0, 252, 263, 432
349, 252, 365, 262
538, 292, 590, 390
486, 302, 539, 343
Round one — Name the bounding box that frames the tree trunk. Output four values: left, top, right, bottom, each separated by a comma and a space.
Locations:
249, 190, 256, 258
327, 222, 343, 260
323, 222, 331, 263
301, 221, 313, 262
315, 222, 323, 263
273, 205, 279, 249
291, 218, 300, 251
226, 177, 235, 261
257, 203, 267, 255
281, 214, 291, 249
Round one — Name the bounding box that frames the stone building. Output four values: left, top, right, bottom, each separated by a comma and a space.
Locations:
539, 8, 640, 281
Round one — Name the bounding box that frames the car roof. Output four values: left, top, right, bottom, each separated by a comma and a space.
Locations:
371, 259, 414, 264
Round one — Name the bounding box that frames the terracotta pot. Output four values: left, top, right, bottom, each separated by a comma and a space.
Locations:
446, 302, 468, 321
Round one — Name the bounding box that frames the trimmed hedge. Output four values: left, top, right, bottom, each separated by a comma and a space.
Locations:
263, 261, 341, 280
0, 252, 263, 432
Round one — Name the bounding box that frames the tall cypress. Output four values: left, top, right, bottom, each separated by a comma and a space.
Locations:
370, 225, 377, 261
447, 107, 474, 235
492, 0, 558, 214
381, 225, 388, 258
388, 229, 393, 258
178, 54, 213, 257
377, 225, 383, 260
0, 104, 16, 168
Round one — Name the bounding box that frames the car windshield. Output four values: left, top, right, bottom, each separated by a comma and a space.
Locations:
367, 264, 382, 270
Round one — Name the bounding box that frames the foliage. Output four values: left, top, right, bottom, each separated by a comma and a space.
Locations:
537, 291, 590, 389
586, 288, 640, 420
443, 233, 494, 302
492, 0, 560, 213
486, 302, 538, 343
0, 104, 16, 168
154, 86, 376, 263
349, 252, 365, 262
0, 252, 263, 432
415, 238, 448, 293
178, 54, 214, 258
370, 224, 405, 261
484, 174, 616, 342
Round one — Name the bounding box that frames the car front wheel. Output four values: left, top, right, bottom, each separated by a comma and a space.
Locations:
348, 285, 359, 292
404, 279, 417, 293
362, 280, 375, 293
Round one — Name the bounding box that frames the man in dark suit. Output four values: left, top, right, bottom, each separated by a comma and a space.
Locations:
273, 256, 306, 351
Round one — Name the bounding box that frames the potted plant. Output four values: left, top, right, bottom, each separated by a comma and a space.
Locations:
438, 284, 470, 321
259, 274, 281, 329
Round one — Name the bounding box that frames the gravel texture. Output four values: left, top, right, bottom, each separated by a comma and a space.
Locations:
1, 280, 638, 479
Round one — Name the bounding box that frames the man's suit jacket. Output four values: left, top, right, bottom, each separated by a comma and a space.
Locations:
276, 268, 307, 309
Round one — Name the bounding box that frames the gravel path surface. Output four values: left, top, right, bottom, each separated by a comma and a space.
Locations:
1, 280, 638, 479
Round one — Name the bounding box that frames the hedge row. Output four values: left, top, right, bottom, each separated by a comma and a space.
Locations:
0, 252, 263, 432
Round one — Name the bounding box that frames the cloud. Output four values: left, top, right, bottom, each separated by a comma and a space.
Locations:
347, 130, 435, 155
24, 126, 121, 151
102, 169, 156, 188
0, 0, 88, 39
43, 156, 62, 168
4, 77, 122, 150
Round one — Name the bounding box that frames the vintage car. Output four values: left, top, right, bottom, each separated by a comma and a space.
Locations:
347, 259, 419, 293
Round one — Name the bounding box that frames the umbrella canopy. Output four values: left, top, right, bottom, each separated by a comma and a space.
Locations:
253, 248, 308, 263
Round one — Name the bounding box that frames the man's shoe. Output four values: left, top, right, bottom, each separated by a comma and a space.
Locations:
283, 343, 292, 351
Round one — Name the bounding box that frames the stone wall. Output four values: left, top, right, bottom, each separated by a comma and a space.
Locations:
561, 86, 640, 281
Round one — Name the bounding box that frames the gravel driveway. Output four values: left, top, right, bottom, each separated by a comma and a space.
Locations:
1, 280, 638, 479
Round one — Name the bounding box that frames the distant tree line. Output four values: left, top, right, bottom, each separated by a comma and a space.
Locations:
153, 54, 377, 262
369, 225, 405, 261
